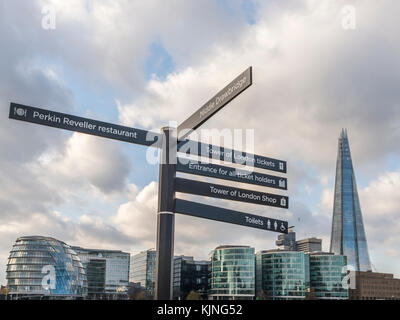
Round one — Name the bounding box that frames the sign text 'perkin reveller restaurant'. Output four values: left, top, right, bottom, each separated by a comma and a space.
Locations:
8, 66, 289, 300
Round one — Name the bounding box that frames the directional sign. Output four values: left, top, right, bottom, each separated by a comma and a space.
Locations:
175, 199, 288, 233
178, 140, 287, 173
177, 67, 252, 141
176, 159, 287, 190
175, 178, 288, 209
9, 103, 162, 147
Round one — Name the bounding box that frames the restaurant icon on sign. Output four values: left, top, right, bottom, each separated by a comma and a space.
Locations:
14, 107, 27, 117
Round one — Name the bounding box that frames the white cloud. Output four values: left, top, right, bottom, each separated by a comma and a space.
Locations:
0, 0, 400, 284
34, 132, 131, 194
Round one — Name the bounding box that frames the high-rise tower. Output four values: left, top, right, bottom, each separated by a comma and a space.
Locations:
330, 129, 372, 271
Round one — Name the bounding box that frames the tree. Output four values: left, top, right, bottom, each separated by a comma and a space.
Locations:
186, 291, 201, 300
135, 291, 148, 300
305, 287, 316, 300
256, 290, 267, 300
0, 286, 8, 295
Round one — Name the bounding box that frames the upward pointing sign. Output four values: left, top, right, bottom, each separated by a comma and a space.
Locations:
177, 67, 252, 141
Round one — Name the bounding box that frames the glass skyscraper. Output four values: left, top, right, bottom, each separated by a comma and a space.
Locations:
330, 129, 372, 271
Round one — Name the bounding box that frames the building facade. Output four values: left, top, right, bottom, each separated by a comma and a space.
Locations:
6, 236, 87, 300
297, 238, 322, 253
72, 247, 130, 299
330, 129, 372, 271
209, 246, 255, 300
308, 252, 348, 299
276, 227, 297, 251
173, 256, 210, 300
275, 228, 322, 253
349, 271, 400, 300
130, 249, 156, 298
256, 250, 310, 300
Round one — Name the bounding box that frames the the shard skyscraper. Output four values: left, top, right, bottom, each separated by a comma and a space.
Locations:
330, 129, 372, 271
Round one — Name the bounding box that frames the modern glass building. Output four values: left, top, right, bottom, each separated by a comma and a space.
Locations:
72, 246, 130, 299
173, 256, 210, 300
130, 249, 156, 298
330, 129, 372, 271
256, 250, 310, 300
6, 236, 87, 299
209, 245, 255, 300
308, 252, 348, 299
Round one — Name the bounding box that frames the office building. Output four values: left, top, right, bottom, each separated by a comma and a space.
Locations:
276, 227, 297, 251
72, 246, 130, 299
348, 271, 400, 300
308, 252, 348, 299
6, 236, 87, 300
275, 228, 322, 253
173, 255, 210, 300
209, 245, 255, 300
297, 238, 322, 253
256, 250, 310, 300
130, 249, 156, 298
330, 129, 372, 271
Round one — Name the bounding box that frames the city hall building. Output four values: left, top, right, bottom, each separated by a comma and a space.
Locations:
6, 236, 87, 300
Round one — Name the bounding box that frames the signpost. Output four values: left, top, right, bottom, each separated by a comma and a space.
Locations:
177, 67, 252, 141
9, 103, 162, 147
8, 66, 290, 301
175, 199, 288, 233
177, 140, 287, 173
175, 178, 288, 209
176, 159, 287, 190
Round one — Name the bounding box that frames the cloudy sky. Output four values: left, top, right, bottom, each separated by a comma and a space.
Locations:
1, 0, 399, 284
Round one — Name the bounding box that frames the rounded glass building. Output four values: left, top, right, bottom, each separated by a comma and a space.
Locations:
256, 250, 310, 300
309, 252, 348, 299
6, 236, 87, 299
209, 245, 255, 300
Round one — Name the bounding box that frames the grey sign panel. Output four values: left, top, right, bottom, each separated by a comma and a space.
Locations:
177, 140, 287, 173
175, 178, 288, 209
9, 103, 162, 147
176, 159, 287, 190
177, 67, 252, 141
175, 199, 288, 233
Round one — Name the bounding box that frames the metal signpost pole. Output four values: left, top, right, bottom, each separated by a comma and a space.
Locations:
155, 127, 176, 300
